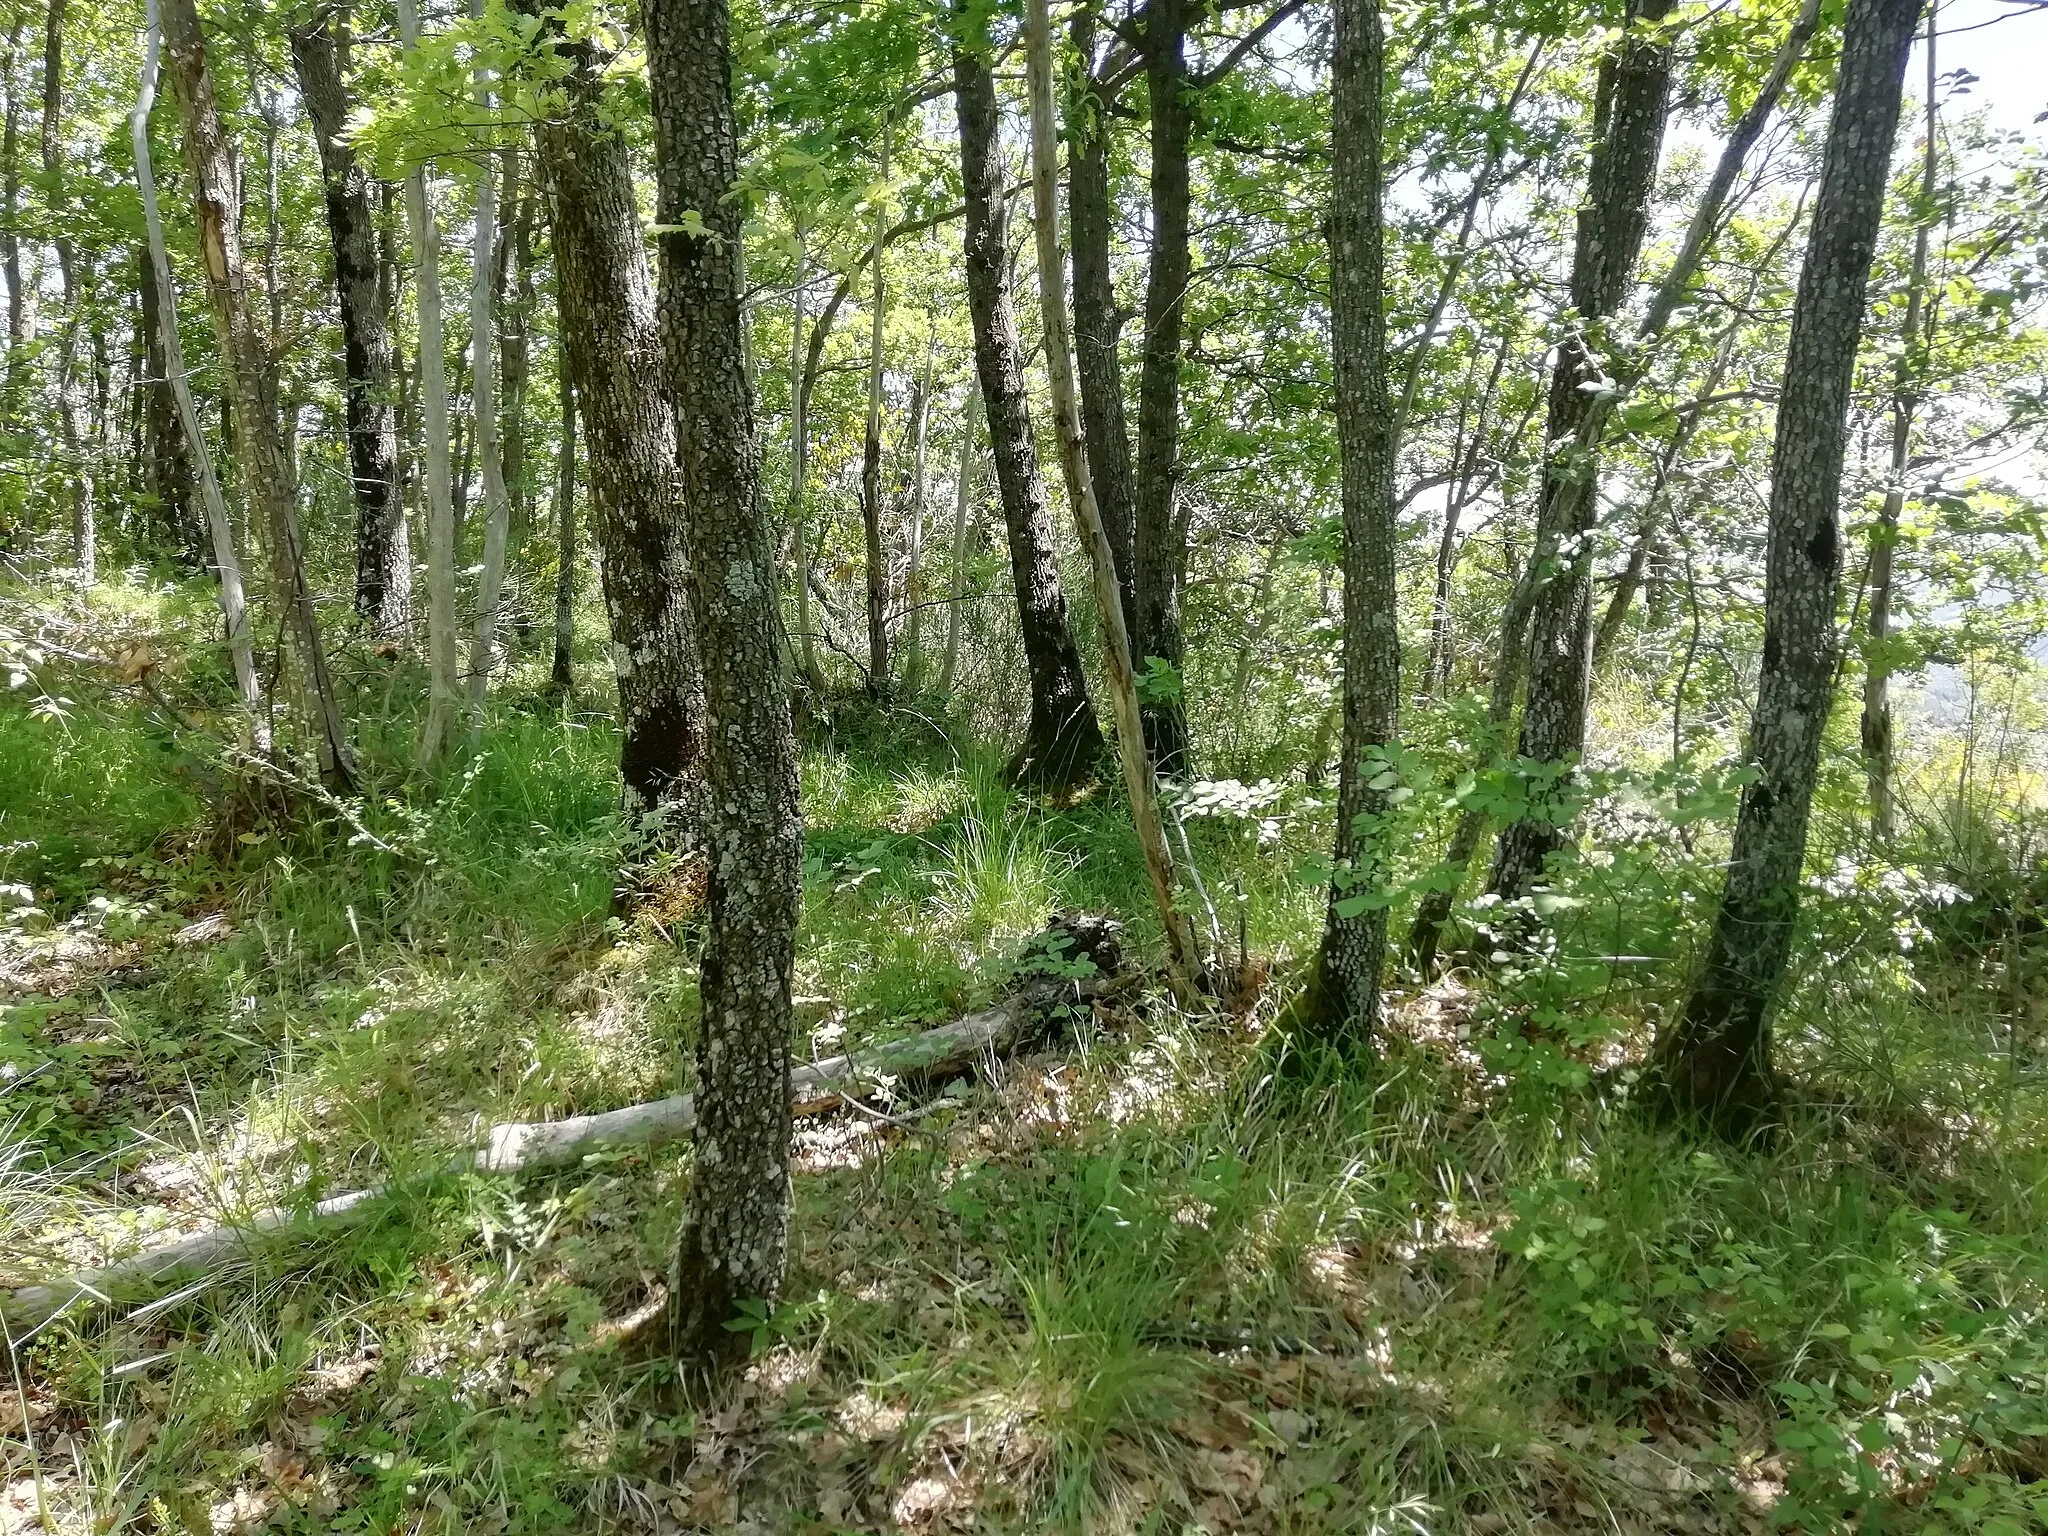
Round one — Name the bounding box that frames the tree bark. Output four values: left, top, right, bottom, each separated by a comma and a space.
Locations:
398, 0, 459, 768
42, 0, 93, 584
860, 118, 892, 697
523, 0, 706, 822
900, 337, 935, 692
1134, 0, 1194, 775
1652, 0, 1923, 1131
1304, 0, 1398, 1048
784, 219, 828, 693
646, 0, 803, 1373
939, 380, 983, 697
1020, 0, 1202, 999
2, 20, 25, 443
463, 8, 510, 730
133, 0, 262, 743
290, 4, 411, 639
161, 0, 353, 788
1486, 0, 1675, 902
550, 355, 575, 693
953, 36, 1107, 793
1861, 6, 1936, 843
136, 243, 199, 562
1067, 4, 1140, 648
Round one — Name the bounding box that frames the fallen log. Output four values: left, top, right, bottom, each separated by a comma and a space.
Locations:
6, 987, 1074, 1331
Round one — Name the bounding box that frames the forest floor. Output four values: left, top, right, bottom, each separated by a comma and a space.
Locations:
3, 581, 2046, 1535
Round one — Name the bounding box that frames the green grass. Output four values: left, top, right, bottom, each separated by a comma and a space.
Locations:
3, 578, 2046, 1534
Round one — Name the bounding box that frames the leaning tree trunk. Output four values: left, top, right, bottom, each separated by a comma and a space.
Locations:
522, 0, 706, 825
290, 6, 410, 639
1305, 0, 1398, 1049
42, 0, 93, 585
646, 0, 803, 1373
1862, 6, 1937, 844
1486, 0, 1675, 903
1020, 0, 1202, 1000
1651, 0, 1923, 1132
1067, 4, 1140, 649
953, 37, 1107, 793
860, 118, 892, 697
161, 0, 353, 789
1133, 0, 1194, 775
133, 0, 261, 742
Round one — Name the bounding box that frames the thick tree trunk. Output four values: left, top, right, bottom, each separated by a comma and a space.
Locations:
290, 6, 411, 639
1067, 5, 1140, 648
1134, 0, 1194, 775
550, 358, 575, 693
1652, 0, 1923, 1131
42, 0, 93, 584
136, 243, 199, 562
524, 3, 706, 822
133, 0, 262, 742
953, 38, 1107, 793
646, 0, 803, 1372
161, 0, 353, 788
1305, 0, 1398, 1048
1020, 0, 1202, 999
1486, 0, 1675, 902
938, 381, 982, 697
1862, 8, 1937, 843
861, 120, 892, 697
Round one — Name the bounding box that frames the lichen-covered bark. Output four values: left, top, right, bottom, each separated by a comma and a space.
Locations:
162, 0, 353, 789
1652, 0, 1922, 1130
523, 1, 704, 824
1067, 6, 1139, 649
954, 42, 1106, 792
289, 6, 410, 638
1305, 0, 1397, 1047
1134, 0, 1194, 775
1487, 0, 1674, 902
645, 0, 803, 1373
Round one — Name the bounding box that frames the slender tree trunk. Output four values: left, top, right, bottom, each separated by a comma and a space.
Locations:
134, 0, 261, 743
953, 35, 1107, 792
42, 0, 93, 584
1424, 334, 1511, 693
464, 13, 510, 729
1862, 7, 1937, 843
522, 0, 706, 822
136, 244, 199, 560
2, 20, 26, 436
938, 380, 982, 697
399, 0, 458, 768
501, 179, 535, 638
1134, 0, 1194, 775
1067, 4, 1140, 648
1306, 0, 1398, 1047
290, 6, 411, 639
860, 117, 892, 696
1652, 0, 1923, 1131
161, 0, 353, 788
550, 356, 576, 693
785, 219, 828, 693
1020, 0, 1201, 998
900, 338, 935, 692
646, 0, 803, 1373
1486, 0, 1676, 902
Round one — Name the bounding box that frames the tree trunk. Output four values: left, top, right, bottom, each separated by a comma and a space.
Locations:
1134, 0, 1194, 775
42, 0, 93, 584
2, 19, 25, 439
1305, 0, 1398, 1048
953, 35, 1107, 793
646, 0, 804, 1373
136, 243, 199, 562
938, 380, 982, 697
550, 356, 576, 693
1019, 0, 1201, 999
161, 0, 353, 788
523, 0, 706, 822
860, 118, 892, 697
1067, 4, 1140, 648
290, 6, 411, 639
500, 178, 535, 638
900, 337, 935, 693
1486, 0, 1675, 902
463, 6, 510, 730
1862, 7, 1936, 843
398, 0, 459, 768
1424, 333, 1511, 693
1651, 0, 1923, 1132
133, 0, 262, 742
784, 219, 828, 693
